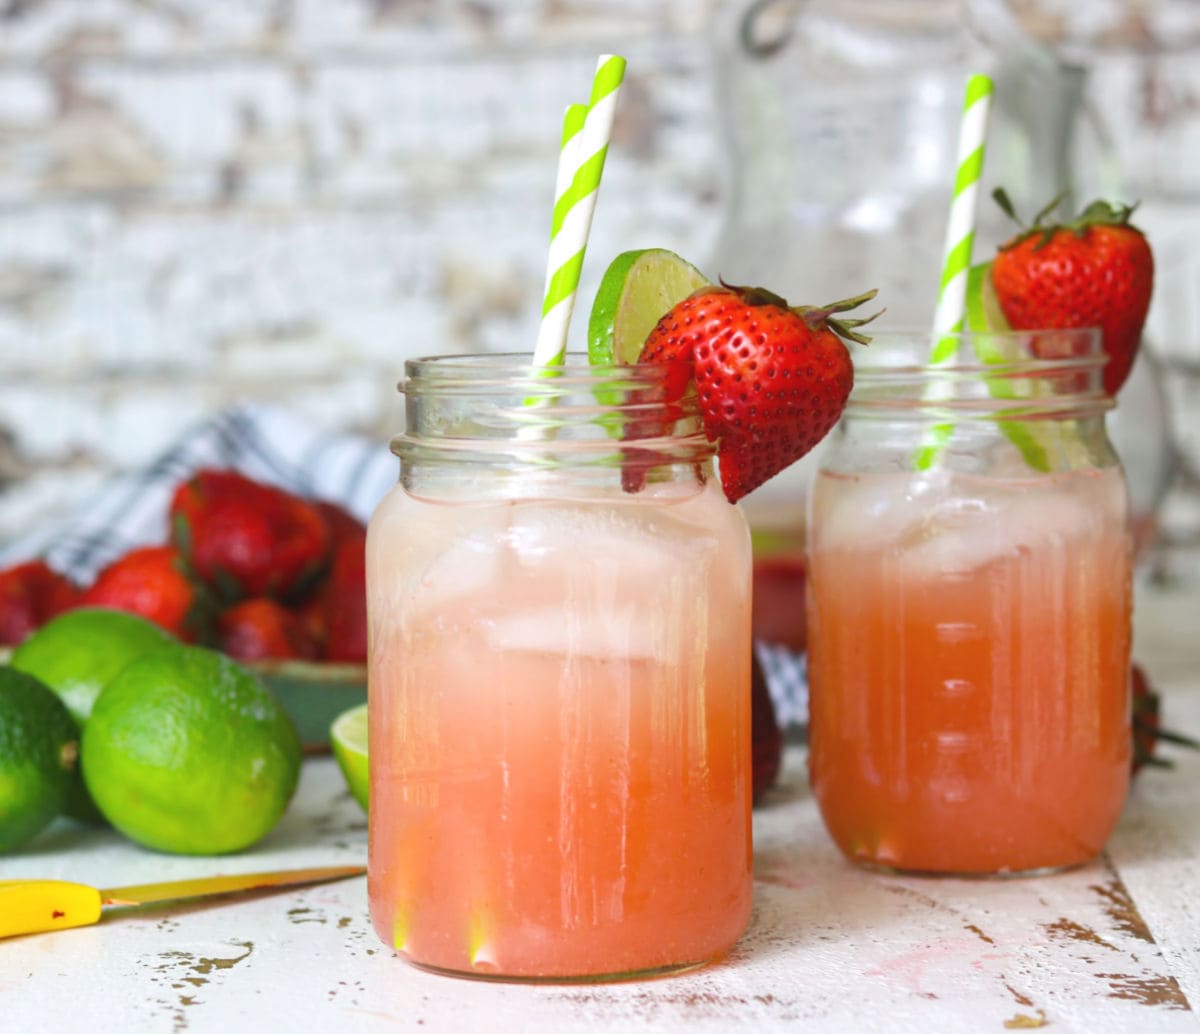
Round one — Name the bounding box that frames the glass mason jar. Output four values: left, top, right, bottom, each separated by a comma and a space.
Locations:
366, 356, 754, 980
806, 329, 1133, 876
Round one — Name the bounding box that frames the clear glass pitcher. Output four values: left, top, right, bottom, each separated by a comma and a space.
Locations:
709, 0, 1109, 325
708, 0, 1169, 574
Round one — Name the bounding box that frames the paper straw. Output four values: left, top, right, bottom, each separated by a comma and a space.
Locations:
552, 102, 589, 215
531, 54, 626, 369
914, 73, 994, 471
932, 74, 993, 349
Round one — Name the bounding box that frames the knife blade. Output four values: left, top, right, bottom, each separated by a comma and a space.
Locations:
0, 864, 365, 939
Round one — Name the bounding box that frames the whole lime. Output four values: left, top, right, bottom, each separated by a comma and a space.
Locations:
0, 667, 79, 853
82, 646, 301, 855
11, 607, 177, 726
11, 607, 178, 824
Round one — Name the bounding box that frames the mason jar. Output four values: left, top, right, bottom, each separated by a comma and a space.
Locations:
366, 356, 753, 979
806, 329, 1133, 876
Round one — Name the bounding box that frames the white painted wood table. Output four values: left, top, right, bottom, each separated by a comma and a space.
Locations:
4, 578, 1199, 1034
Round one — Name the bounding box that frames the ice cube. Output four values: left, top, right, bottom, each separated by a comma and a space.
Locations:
506, 501, 710, 587
811, 469, 946, 554
375, 500, 512, 616
896, 472, 1103, 577
482, 604, 668, 662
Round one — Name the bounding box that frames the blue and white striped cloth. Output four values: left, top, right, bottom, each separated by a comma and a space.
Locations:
0, 403, 398, 586
0, 401, 809, 728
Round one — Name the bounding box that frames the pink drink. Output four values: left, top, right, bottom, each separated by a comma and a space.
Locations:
805, 329, 1134, 875
368, 468, 752, 978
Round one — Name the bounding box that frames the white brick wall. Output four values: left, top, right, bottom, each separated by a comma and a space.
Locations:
1, 0, 1199, 553
0, 0, 724, 540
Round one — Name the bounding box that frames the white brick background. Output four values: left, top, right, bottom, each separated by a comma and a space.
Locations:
1, 0, 1199, 554
0, 0, 726, 541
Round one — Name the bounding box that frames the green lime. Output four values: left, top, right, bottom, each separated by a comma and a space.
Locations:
11, 607, 178, 825
587, 248, 709, 366
0, 667, 79, 853
330, 703, 368, 813
11, 607, 178, 727
964, 260, 1054, 473
966, 260, 1012, 334
82, 646, 301, 855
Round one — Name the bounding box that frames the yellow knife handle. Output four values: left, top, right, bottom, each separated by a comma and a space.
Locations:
0, 880, 102, 938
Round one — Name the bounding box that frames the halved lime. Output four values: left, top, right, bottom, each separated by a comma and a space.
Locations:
331, 703, 368, 812
587, 248, 709, 366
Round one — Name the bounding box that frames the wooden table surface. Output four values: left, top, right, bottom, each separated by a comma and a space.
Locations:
4, 577, 1199, 1034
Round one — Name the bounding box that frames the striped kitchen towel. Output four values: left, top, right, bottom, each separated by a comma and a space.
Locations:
0, 402, 399, 585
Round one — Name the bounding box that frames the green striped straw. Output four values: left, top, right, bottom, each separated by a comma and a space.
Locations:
913, 73, 994, 471
532, 54, 626, 369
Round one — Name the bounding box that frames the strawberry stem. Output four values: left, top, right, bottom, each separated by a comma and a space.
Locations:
995, 187, 1145, 251
1149, 726, 1200, 750
715, 278, 790, 310
992, 187, 1022, 226
794, 289, 882, 346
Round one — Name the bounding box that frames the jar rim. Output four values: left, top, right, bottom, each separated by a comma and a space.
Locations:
392, 352, 715, 472
400, 352, 679, 396
843, 328, 1113, 418
848, 328, 1105, 376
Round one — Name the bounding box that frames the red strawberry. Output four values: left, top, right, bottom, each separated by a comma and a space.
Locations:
313, 499, 367, 546
291, 584, 329, 653
322, 532, 367, 663
286, 513, 367, 662
751, 552, 808, 654
1131, 661, 1200, 775
169, 469, 331, 601
0, 559, 81, 645
639, 285, 876, 502
217, 597, 319, 662
751, 652, 782, 805
989, 190, 1154, 396
79, 545, 210, 641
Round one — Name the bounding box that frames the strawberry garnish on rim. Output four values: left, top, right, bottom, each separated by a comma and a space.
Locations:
636, 282, 878, 503
989, 188, 1154, 396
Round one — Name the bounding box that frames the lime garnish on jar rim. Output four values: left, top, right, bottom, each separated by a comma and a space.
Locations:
587, 248, 709, 366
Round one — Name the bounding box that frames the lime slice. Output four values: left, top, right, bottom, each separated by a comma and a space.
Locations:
966, 260, 1011, 335
588, 248, 709, 366
965, 260, 1053, 473
331, 703, 368, 812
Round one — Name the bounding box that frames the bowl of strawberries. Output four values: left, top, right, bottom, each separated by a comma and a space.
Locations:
0, 467, 368, 752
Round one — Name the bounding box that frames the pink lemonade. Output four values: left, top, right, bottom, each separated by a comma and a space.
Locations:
807, 464, 1133, 875
367, 476, 752, 979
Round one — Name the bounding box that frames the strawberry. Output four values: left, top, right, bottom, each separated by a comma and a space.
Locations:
217, 597, 319, 662
286, 510, 367, 663
638, 285, 876, 502
322, 533, 367, 663
751, 552, 808, 654
169, 469, 331, 602
750, 652, 782, 805
79, 545, 211, 642
989, 190, 1154, 396
313, 499, 367, 546
0, 559, 81, 646
1131, 661, 1200, 775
